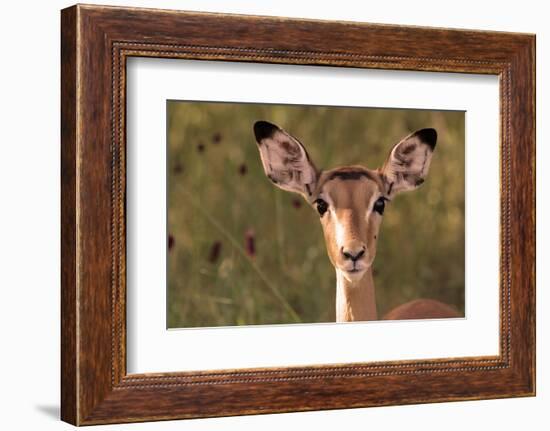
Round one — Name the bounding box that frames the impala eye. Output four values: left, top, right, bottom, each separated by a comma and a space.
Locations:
315, 198, 329, 217
373, 197, 387, 215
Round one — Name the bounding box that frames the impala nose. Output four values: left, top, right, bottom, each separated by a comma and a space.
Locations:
341, 246, 366, 262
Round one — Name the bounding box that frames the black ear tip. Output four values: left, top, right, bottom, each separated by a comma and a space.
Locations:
415, 128, 437, 149
254, 121, 279, 143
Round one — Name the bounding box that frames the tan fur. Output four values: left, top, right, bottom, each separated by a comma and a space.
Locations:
383, 299, 460, 321
253, 121, 458, 322
313, 167, 384, 276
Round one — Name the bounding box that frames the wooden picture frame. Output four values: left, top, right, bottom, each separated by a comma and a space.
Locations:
61, 4, 535, 425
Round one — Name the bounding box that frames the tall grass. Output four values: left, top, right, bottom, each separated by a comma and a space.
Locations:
167, 101, 465, 328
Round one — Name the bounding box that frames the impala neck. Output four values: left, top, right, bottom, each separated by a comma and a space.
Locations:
335, 268, 378, 322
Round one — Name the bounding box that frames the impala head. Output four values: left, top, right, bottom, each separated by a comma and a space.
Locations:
253, 121, 437, 283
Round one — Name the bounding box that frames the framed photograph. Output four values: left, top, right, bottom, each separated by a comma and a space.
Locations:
61, 4, 535, 425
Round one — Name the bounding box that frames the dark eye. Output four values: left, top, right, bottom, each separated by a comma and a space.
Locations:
315, 198, 329, 217
373, 197, 386, 215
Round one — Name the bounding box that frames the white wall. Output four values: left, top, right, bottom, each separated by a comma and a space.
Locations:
0, 0, 546, 429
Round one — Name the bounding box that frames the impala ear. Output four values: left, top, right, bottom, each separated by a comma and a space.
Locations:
253, 121, 318, 198
381, 128, 437, 197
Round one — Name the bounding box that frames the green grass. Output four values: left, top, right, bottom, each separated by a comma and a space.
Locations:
167, 101, 465, 328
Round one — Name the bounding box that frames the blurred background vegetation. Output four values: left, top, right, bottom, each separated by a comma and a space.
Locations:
167, 101, 465, 328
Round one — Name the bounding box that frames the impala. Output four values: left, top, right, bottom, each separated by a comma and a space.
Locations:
253, 120, 460, 322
